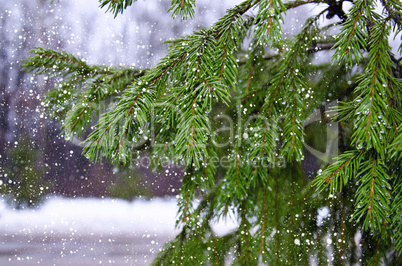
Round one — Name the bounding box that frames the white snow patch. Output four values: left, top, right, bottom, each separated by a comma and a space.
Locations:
0, 196, 238, 237
0, 197, 178, 236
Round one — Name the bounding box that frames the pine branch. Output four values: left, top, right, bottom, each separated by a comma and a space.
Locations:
212, 0, 255, 88
381, 0, 402, 30
253, 0, 286, 45
333, 0, 371, 68
353, 156, 391, 231
22, 48, 144, 140
263, 11, 325, 161
99, 0, 136, 17
391, 178, 402, 252
390, 127, 402, 159
82, 83, 155, 164
351, 17, 397, 156
22, 47, 109, 76
62, 68, 144, 139
168, 0, 196, 20
314, 150, 364, 193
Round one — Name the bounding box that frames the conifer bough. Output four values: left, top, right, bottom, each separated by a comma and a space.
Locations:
24, 0, 402, 264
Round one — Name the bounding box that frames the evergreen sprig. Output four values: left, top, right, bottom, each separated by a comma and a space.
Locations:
253, 0, 286, 46
99, 0, 136, 17
353, 155, 391, 230
22, 47, 144, 140
392, 176, 402, 251
316, 0, 402, 245
83, 83, 155, 164
332, 0, 371, 68
168, 0, 196, 20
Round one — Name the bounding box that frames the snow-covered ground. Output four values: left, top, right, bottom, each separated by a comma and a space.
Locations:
0, 196, 238, 265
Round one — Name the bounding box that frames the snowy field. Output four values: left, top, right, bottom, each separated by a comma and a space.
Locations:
0, 197, 238, 265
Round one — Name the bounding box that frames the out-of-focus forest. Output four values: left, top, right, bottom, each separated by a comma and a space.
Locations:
0, 0, 242, 206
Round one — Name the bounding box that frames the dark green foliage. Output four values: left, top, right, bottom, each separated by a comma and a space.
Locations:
25, 0, 402, 264
22, 47, 144, 141
99, 0, 136, 18
0, 135, 50, 208
169, 0, 196, 20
